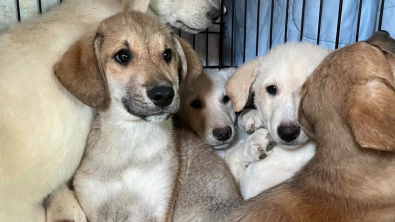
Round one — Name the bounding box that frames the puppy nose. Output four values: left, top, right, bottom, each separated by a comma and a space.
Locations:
277, 124, 300, 142
147, 86, 174, 108
213, 126, 232, 142
207, 8, 222, 22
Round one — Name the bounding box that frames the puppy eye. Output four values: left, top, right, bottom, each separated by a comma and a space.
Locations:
222, 95, 230, 104
163, 49, 172, 63
114, 50, 131, 65
266, 85, 277, 95
190, 99, 202, 109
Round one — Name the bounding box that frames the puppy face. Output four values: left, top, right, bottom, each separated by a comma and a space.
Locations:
54, 12, 202, 122
149, 0, 223, 34
299, 31, 395, 151
226, 43, 330, 149
178, 69, 237, 148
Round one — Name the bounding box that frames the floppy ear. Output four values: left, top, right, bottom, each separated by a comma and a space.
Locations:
366, 30, 395, 55
173, 35, 203, 89
343, 79, 395, 151
54, 31, 110, 109
122, 0, 150, 13
298, 87, 316, 139
225, 58, 261, 112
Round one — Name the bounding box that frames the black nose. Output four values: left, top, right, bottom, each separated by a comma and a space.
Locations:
277, 124, 300, 142
147, 86, 174, 109
213, 126, 232, 142
207, 8, 222, 22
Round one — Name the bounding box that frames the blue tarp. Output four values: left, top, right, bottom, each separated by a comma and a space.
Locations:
222, 0, 394, 67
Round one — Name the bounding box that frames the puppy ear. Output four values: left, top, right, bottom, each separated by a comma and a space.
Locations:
343, 79, 395, 151
366, 30, 395, 55
298, 87, 316, 139
54, 31, 110, 109
122, 0, 150, 13
225, 58, 261, 112
173, 35, 203, 89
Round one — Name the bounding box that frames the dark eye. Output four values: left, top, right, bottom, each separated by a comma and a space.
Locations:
223, 95, 230, 104
190, 99, 202, 108
266, 85, 277, 95
115, 50, 131, 65
163, 49, 172, 63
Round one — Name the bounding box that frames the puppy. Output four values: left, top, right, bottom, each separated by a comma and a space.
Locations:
172, 69, 243, 222
0, 0, 205, 221
225, 31, 395, 222
226, 43, 330, 199
52, 11, 201, 222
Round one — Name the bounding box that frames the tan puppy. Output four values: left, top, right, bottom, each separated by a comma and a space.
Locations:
47, 10, 202, 222
172, 69, 243, 222
225, 31, 395, 222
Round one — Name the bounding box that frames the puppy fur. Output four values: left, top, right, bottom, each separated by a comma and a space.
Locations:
0, 0, 209, 221
225, 31, 395, 222
172, 69, 243, 222
225, 43, 330, 199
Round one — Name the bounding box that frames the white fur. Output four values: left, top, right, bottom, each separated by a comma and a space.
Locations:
0, 0, 211, 221
232, 43, 331, 199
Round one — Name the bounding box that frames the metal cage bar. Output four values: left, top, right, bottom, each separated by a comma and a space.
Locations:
335, 0, 344, 49
317, 0, 323, 45
284, 0, 290, 43
378, 0, 385, 31
243, 0, 248, 63
269, 0, 274, 48
300, 0, 306, 42
255, 0, 261, 56
355, 0, 363, 42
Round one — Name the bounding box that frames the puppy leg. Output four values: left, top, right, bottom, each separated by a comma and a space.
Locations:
45, 184, 87, 222
225, 129, 276, 183
238, 109, 264, 134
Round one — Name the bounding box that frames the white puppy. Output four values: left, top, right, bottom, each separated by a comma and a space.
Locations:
0, 0, 206, 221
226, 43, 331, 199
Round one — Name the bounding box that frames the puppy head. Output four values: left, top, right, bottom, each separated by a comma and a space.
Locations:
178, 68, 237, 148
299, 31, 395, 151
54, 11, 201, 122
148, 0, 223, 34
226, 43, 330, 148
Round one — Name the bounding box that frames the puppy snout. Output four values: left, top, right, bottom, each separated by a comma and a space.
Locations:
277, 124, 300, 142
207, 8, 222, 22
147, 86, 174, 109
213, 126, 232, 142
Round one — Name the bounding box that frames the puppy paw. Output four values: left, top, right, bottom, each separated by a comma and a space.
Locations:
243, 128, 276, 162
46, 189, 87, 222
238, 109, 263, 134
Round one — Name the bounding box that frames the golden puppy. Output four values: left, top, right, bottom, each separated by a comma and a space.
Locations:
225, 31, 395, 222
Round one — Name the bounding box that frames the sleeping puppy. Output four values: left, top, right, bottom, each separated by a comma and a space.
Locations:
49, 10, 202, 222
226, 43, 330, 199
172, 69, 243, 222
225, 31, 395, 222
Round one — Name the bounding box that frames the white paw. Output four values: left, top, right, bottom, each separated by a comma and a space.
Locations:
46, 189, 87, 222
243, 128, 276, 163
238, 109, 263, 134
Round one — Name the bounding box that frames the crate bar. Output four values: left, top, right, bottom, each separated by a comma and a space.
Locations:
16, 0, 21, 22
59, 0, 62, 3
38, 0, 43, 14
193, 35, 196, 50
269, 0, 274, 49
355, 0, 363, 42
335, 0, 343, 49
316, 0, 323, 45
243, 0, 247, 63
255, 0, 261, 56
300, 0, 306, 42
231, 0, 235, 66
206, 27, 209, 67
378, 0, 385, 31
219, 0, 225, 68
204, 65, 233, 69
284, 0, 289, 43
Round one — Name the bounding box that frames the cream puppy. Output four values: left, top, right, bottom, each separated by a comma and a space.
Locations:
226, 43, 330, 199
